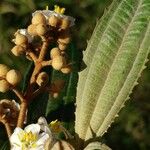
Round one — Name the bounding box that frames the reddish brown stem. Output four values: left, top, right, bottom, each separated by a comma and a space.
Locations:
17, 102, 27, 128
27, 51, 38, 62
42, 60, 52, 67
38, 40, 49, 61
12, 88, 24, 103
17, 40, 49, 128
1, 119, 12, 137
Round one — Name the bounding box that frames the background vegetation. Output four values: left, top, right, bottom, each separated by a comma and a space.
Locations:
0, 0, 149, 150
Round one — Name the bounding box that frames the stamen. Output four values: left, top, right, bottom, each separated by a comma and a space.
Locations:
54, 5, 65, 14
46, 5, 49, 10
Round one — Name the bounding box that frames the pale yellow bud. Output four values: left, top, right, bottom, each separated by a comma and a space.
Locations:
6, 69, 22, 86
58, 36, 70, 45
0, 80, 10, 93
36, 24, 48, 36
61, 66, 72, 74
32, 13, 46, 25
48, 15, 60, 27
58, 42, 67, 51
27, 24, 37, 36
15, 33, 28, 45
11, 45, 25, 56
52, 56, 66, 70
50, 47, 61, 59
53, 92, 59, 98
0, 64, 10, 77
60, 18, 71, 30
36, 72, 49, 86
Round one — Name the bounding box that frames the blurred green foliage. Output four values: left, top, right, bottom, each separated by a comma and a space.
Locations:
0, 0, 150, 150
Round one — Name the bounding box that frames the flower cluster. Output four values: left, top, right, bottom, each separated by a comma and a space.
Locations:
0, 4, 75, 149
0, 64, 21, 93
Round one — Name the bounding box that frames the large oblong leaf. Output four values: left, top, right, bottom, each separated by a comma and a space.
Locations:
75, 0, 150, 145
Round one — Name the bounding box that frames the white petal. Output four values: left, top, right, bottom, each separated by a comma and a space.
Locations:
11, 145, 22, 150
25, 124, 40, 134
38, 117, 48, 125
30, 145, 44, 150
10, 127, 23, 145
36, 133, 49, 146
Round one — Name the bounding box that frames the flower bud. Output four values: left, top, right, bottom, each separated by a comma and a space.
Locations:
36, 72, 49, 86
0, 64, 10, 77
0, 80, 10, 93
32, 12, 46, 25
11, 45, 25, 56
27, 24, 37, 36
53, 92, 59, 98
61, 66, 72, 74
58, 42, 67, 51
15, 33, 28, 45
36, 24, 48, 36
58, 36, 70, 45
50, 47, 61, 59
52, 56, 66, 70
48, 16, 60, 27
60, 18, 71, 30
6, 69, 22, 86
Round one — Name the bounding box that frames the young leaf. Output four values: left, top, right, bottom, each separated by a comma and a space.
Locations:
75, 0, 150, 145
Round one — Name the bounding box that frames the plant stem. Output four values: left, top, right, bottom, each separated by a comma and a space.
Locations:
1, 119, 12, 137
17, 39, 49, 128
38, 40, 49, 61
12, 88, 24, 102
42, 60, 52, 67
17, 102, 27, 128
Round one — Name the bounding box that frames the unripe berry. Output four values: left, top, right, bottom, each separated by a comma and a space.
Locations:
61, 66, 72, 74
27, 24, 37, 36
36, 72, 49, 86
0, 80, 10, 93
11, 45, 25, 56
6, 69, 22, 86
52, 56, 66, 70
60, 18, 71, 30
0, 64, 10, 77
36, 24, 48, 36
32, 13, 46, 25
15, 33, 28, 45
50, 47, 61, 59
48, 15, 60, 27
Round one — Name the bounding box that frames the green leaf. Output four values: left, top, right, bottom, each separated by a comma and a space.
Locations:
75, 0, 150, 145
0, 140, 10, 150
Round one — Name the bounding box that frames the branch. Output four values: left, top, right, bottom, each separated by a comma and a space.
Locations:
38, 38, 49, 61
0, 119, 12, 137
26, 51, 38, 63
42, 60, 52, 67
12, 88, 25, 103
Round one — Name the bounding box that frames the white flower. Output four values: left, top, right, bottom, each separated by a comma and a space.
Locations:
32, 5, 75, 27
10, 124, 50, 150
